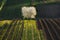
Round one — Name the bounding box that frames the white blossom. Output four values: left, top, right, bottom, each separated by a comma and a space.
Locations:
21, 6, 37, 18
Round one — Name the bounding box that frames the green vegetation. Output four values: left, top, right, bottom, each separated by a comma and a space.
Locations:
0, 20, 45, 40
0, 20, 12, 27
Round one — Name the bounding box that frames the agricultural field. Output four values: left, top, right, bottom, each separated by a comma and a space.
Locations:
0, 20, 45, 40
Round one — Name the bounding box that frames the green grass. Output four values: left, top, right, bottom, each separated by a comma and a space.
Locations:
0, 20, 45, 40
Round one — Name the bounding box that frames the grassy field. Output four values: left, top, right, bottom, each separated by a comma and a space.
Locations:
0, 20, 44, 40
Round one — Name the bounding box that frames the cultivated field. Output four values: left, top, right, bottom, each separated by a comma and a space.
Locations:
0, 18, 60, 40
0, 20, 44, 40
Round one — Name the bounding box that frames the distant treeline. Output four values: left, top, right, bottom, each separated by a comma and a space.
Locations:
0, 3, 60, 20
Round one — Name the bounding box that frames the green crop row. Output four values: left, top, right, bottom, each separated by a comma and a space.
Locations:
0, 20, 45, 40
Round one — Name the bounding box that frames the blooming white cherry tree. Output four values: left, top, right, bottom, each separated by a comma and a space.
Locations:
21, 6, 37, 18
